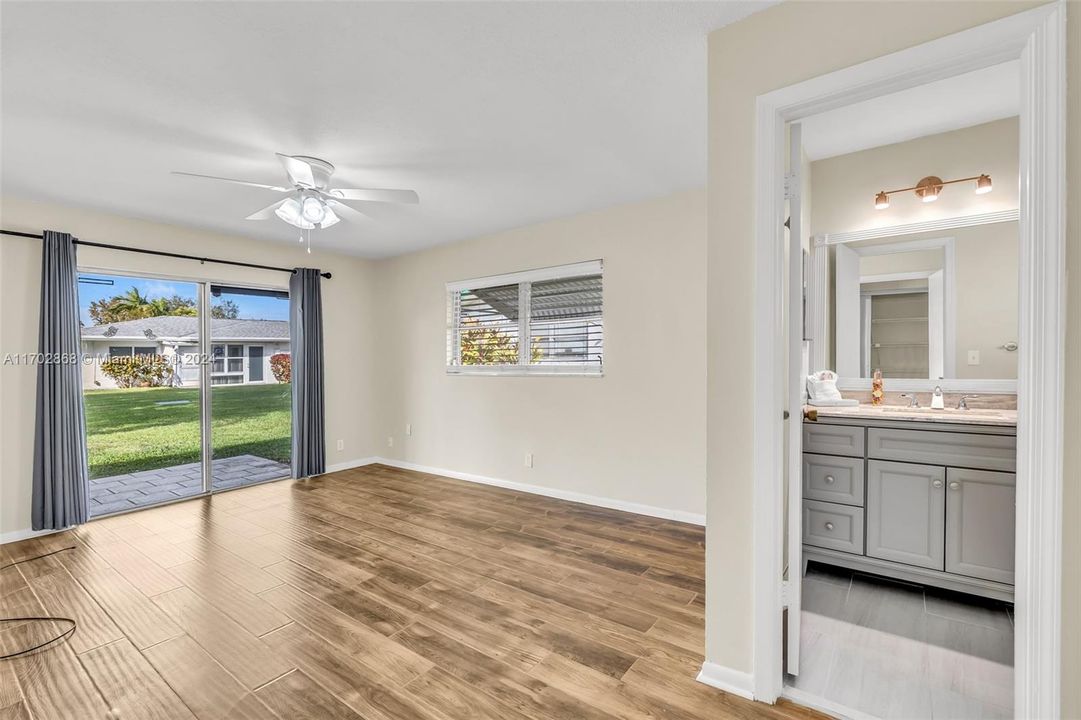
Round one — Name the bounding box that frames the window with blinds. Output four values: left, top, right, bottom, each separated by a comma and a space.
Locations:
447, 261, 603, 375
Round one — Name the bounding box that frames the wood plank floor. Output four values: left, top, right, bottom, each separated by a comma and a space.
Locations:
1, 464, 824, 720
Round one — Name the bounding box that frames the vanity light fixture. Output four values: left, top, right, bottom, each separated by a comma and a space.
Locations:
873, 173, 992, 210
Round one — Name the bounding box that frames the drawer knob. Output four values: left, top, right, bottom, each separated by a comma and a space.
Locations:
824, 475, 835, 484
824, 522, 835, 531
949, 482, 961, 490
932, 480, 943, 488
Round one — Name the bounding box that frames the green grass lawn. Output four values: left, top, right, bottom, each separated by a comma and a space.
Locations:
84, 383, 291, 478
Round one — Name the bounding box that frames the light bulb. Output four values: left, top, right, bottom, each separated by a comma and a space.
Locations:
922, 192, 938, 203
301, 196, 326, 224
874, 191, 890, 210
319, 206, 340, 228
975, 174, 993, 194
275, 198, 315, 229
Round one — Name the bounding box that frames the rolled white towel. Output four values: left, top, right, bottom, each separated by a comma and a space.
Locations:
806, 370, 845, 401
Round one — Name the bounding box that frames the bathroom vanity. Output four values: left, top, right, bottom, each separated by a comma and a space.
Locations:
802, 406, 1017, 601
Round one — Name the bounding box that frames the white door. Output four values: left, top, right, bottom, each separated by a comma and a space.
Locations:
784, 121, 804, 676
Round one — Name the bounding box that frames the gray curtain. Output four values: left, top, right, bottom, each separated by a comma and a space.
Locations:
289, 268, 326, 478
32, 231, 90, 530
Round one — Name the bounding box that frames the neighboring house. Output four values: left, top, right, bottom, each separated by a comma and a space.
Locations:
80, 316, 289, 389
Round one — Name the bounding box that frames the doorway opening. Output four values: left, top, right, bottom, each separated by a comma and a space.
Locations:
745, 6, 1066, 718
77, 271, 291, 516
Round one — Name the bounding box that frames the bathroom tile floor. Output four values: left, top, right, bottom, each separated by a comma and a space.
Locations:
788, 562, 1013, 719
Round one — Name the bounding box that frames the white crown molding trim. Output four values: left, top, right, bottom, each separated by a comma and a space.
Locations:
749, 4, 1064, 713
0, 527, 65, 545
814, 208, 1018, 247
696, 662, 755, 702
372, 458, 705, 526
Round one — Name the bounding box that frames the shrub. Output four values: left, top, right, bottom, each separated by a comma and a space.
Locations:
100, 354, 172, 388
270, 353, 291, 383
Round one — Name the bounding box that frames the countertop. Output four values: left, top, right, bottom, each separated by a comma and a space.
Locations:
804, 403, 1017, 427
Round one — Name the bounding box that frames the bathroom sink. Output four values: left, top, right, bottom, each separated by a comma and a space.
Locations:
878, 406, 1004, 416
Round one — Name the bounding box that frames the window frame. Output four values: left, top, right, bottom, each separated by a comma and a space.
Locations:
446, 260, 603, 377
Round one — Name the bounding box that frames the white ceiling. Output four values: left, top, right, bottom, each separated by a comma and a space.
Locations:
800, 61, 1020, 161
1, 1, 770, 258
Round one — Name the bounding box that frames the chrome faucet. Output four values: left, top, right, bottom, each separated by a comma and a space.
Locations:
899, 393, 920, 408
957, 394, 980, 410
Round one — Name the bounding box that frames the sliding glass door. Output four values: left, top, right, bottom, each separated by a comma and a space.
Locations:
208, 284, 291, 491
78, 272, 206, 516
77, 272, 291, 517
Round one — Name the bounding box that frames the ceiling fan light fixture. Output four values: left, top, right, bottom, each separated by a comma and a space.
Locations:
301, 195, 327, 224
975, 174, 993, 194
275, 197, 315, 229
319, 206, 340, 228
874, 191, 890, 210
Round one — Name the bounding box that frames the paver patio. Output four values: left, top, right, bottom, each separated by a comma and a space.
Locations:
89, 454, 291, 516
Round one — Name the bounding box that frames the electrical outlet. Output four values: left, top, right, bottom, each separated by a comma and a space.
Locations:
336, 439, 344, 452
406, 423, 412, 437
967, 350, 981, 366
524, 453, 533, 468
387, 436, 394, 448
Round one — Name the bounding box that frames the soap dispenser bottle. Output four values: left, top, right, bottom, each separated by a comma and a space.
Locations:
931, 385, 945, 409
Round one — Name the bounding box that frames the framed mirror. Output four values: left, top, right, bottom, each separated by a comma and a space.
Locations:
809, 215, 1018, 392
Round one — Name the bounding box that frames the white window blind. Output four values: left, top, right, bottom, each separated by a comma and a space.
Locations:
447, 261, 603, 375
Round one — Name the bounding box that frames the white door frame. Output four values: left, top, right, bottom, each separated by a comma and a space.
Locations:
749, 5, 1065, 718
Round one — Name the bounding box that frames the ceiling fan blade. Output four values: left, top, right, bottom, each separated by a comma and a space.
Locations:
172, 171, 289, 192
276, 153, 315, 188
326, 199, 374, 222
329, 188, 420, 204
245, 199, 288, 220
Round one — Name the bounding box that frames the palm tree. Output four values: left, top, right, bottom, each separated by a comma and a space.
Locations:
110, 288, 153, 318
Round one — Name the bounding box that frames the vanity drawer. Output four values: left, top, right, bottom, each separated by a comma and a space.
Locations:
803, 423, 865, 458
803, 500, 865, 555
803, 453, 865, 506
867, 427, 1016, 472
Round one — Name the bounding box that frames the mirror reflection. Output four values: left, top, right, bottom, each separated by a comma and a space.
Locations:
828, 221, 1018, 380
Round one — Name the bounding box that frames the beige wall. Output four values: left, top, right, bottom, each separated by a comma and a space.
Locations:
0, 196, 382, 539
810, 117, 1019, 237
371, 190, 707, 519
706, 3, 1078, 717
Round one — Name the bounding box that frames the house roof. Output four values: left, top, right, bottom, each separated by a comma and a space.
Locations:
81, 316, 289, 341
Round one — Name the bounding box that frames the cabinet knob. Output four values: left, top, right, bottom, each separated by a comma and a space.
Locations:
949, 482, 961, 490
932, 480, 943, 488
824, 475, 835, 485
824, 522, 835, 531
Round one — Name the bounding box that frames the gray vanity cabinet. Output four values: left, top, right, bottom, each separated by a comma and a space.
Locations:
865, 460, 945, 570
945, 468, 1016, 584
802, 416, 1016, 601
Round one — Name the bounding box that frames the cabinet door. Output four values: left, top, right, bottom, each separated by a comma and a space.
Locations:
945, 468, 1016, 584
866, 460, 945, 570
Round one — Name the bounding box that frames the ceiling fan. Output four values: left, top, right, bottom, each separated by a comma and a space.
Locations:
173, 154, 419, 232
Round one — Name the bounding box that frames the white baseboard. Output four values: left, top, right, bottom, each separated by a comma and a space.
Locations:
696, 662, 755, 701
365, 457, 705, 526
324, 456, 381, 474
2, 454, 699, 544
1, 526, 65, 545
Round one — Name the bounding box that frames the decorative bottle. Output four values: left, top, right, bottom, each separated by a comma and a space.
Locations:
871, 369, 884, 406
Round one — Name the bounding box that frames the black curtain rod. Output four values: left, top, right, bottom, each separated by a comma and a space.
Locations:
0, 229, 332, 279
